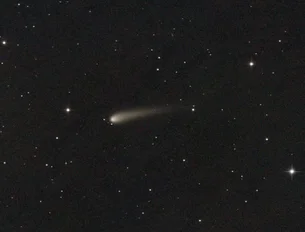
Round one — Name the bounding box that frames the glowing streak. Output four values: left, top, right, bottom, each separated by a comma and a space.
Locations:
110, 107, 171, 124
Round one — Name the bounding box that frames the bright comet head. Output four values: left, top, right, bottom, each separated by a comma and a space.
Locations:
110, 115, 119, 123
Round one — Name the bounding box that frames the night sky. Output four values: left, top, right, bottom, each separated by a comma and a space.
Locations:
2, 0, 305, 231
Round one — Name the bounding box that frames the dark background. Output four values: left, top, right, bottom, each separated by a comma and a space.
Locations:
1, 0, 305, 231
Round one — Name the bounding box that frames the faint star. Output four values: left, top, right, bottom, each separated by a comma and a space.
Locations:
2, 40, 7, 45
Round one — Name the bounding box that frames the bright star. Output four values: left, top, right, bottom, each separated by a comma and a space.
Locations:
285, 165, 299, 180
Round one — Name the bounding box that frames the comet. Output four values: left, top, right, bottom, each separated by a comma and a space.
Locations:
109, 106, 173, 125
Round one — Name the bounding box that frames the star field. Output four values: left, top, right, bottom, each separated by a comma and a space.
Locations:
2, 0, 305, 231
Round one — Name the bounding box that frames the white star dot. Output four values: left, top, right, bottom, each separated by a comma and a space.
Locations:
286, 165, 299, 180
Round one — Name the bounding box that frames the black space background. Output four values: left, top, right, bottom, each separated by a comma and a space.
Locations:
1, 0, 305, 231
